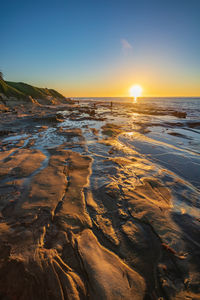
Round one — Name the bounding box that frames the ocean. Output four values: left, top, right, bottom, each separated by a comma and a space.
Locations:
75, 97, 200, 119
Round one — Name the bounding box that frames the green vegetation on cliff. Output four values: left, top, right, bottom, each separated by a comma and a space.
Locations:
0, 79, 65, 100
0, 79, 25, 98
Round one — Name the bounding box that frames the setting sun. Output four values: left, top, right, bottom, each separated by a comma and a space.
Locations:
130, 85, 143, 102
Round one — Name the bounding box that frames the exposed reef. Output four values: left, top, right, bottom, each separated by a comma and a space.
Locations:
0, 100, 199, 299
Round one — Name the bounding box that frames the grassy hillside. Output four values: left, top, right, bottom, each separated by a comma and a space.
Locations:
0, 79, 25, 98
0, 79, 65, 100
48, 88, 66, 99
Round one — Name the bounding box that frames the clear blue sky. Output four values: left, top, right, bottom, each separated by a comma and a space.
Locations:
1, 0, 200, 96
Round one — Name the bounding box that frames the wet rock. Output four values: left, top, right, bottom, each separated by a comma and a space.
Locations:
102, 123, 123, 137
171, 111, 187, 118
0, 99, 199, 299
0, 148, 46, 179
33, 114, 64, 124
0, 130, 14, 136
77, 229, 146, 300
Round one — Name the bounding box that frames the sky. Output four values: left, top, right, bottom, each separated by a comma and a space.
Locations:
1, 0, 200, 97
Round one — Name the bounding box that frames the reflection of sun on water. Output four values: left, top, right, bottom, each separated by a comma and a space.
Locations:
130, 85, 142, 103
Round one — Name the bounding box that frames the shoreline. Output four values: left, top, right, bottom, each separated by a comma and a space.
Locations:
0, 100, 199, 299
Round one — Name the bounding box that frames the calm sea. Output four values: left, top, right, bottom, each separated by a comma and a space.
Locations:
75, 97, 200, 119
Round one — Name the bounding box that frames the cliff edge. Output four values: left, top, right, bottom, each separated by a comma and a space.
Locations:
0, 79, 71, 110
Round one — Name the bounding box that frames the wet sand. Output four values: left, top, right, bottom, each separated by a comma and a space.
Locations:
0, 101, 199, 299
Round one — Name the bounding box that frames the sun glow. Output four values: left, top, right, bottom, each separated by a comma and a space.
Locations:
130, 85, 142, 102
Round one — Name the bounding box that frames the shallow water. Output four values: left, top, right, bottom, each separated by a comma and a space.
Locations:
71, 99, 200, 218
0, 99, 200, 299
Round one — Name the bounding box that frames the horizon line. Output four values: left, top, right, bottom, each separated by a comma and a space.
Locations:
66, 95, 200, 98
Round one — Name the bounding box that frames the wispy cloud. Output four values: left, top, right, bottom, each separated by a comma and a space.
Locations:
121, 39, 132, 50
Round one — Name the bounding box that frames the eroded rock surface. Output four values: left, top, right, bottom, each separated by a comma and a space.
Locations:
0, 101, 199, 299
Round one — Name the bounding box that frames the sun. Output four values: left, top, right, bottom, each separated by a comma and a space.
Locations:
129, 85, 142, 102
